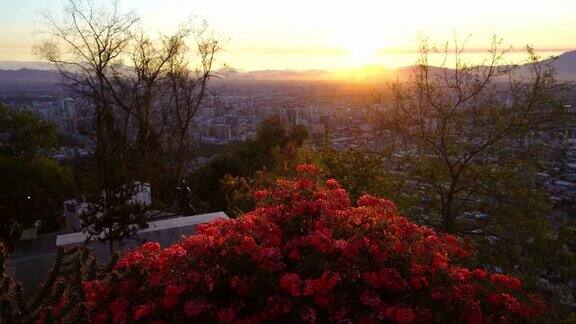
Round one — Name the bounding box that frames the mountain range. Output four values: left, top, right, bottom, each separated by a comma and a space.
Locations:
1, 50, 575, 84
228, 50, 576, 82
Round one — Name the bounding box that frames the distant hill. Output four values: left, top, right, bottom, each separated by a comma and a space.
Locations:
230, 66, 399, 84
545, 50, 576, 81
0, 61, 56, 71
229, 50, 576, 83
1, 50, 575, 84
230, 69, 331, 81
0, 68, 60, 83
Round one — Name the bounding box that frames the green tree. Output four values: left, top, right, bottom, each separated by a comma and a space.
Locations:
0, 105, 57, 159
189, 116, 308, 212
222, 144, 408, 216
0, 105, 74, 249
0, 157, 74, 234
80, 183, 149, 256
288, 124, 309, 146
312, 146, 396, 202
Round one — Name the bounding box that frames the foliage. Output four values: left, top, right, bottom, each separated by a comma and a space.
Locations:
223, 144, 411, 217
80, 183, 150, 256
0, 157, 74, 248
287, 124, 309, 147
0, 104, 73, 249
189, 116, 308, 212
223, 142, 576, 304
380, 41, 567, 234
371, 39, 575, 311
0, 104, 58, 159
84, 165, 544, 323
309, 146, 397, 203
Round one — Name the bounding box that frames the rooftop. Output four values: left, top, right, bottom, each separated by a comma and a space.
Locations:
56, 212, 228, 246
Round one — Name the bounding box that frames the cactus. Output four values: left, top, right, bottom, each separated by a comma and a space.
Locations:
0, 242, 117, 323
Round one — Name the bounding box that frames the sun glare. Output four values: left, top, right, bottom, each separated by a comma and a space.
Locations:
337, 28, 393, 67
349, 44, 379, 65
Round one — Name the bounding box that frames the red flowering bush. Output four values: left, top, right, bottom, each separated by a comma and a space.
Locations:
84, 165, 544, 323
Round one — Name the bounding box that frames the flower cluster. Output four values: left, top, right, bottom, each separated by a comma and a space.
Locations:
84, 165, 544, 323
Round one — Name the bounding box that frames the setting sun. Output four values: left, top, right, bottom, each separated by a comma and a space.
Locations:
334, 22, 391, 66
2, 0, 574, 70
347, 41, 381, 65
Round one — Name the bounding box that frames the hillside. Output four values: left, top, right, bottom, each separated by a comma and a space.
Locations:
228, 51, 576, 83
546, 50, 576, 81
0, 68, 60, 83
1, 50, 575, 84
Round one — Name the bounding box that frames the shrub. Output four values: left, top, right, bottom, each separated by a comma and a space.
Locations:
84, 165, 544, 323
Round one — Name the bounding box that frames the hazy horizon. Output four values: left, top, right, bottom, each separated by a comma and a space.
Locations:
1, 0, 575, 71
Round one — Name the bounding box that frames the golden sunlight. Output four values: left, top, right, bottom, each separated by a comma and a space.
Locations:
348, 43, 380, 65
338, 29, 392, 67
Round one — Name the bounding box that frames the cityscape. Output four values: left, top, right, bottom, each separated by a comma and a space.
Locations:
0, 0, 575, 322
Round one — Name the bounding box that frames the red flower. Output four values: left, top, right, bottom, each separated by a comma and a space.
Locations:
360, 290, 381, 307
134, 303, 154, 320
408, 276, 429, 290
217, 307, 237, 323
362, 268, 407, 292
300, 306, 317, 323
162, 284, 186, 309
326, 179, 340, 189
288, 249, 301, 260
231, 276, 252, 295
490, 273, 523, 290
431, 252, 448, 270
296, 163, 321, 174
183, 299, 209, 317
280, 273, 302, 297
110, 298, 129, 323
382, 305, 416, 323
92, 310, 110, 324
267, 296, 292, 316
83, 164, 543, 323
472, 268, 488, 279
83, 280, 110, 310
253, 189, 269, 199
486, 293, 503, 308
303, 272, 341, 298
451, 267, 472, 282
298, 178, 314, 190
307, 228, 334, 253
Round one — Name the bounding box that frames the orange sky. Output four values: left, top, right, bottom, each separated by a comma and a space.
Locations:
0, 0, 575, 70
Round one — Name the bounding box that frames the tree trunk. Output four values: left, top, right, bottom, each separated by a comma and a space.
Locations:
440, 179, 458, 233
108, 225, 114, 257
440, 197, 456, 233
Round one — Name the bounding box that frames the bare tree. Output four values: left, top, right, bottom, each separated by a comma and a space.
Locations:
378, 36, 568, 234
163, 26, 222, 186
373, 38, 576, 304
34, 0, 222, 250
34, 0, 138, 187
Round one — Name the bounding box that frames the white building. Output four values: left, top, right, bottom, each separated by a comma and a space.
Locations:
10, 181, 229, 289
56, 212, 229, 262
10, 210, 230, 290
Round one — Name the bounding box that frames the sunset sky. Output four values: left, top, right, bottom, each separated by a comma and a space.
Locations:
0, 0, 575, 70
